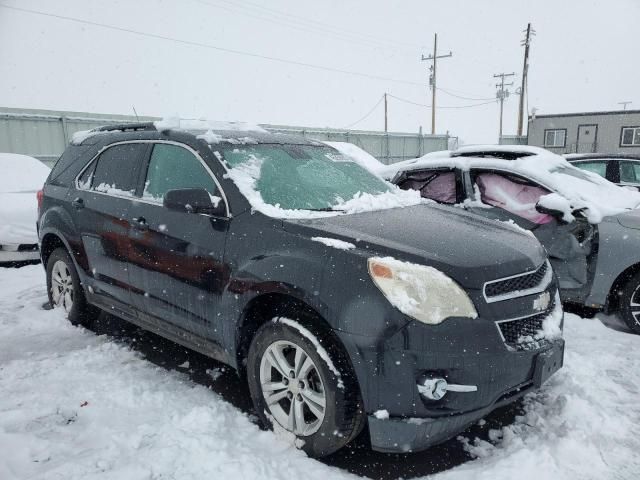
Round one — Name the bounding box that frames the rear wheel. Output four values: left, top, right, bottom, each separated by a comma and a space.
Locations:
247, 319, 363, 457
46, 248, 96, 326
618, 272, 640, 334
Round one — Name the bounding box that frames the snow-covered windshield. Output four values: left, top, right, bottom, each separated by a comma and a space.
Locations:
217, 144, 421, 217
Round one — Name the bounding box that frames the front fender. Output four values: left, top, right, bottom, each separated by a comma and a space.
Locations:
585, 218, 640, 306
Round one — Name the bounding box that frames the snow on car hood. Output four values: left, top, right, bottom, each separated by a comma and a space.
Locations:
386, 147, 640, 224
0, 153, 50, 245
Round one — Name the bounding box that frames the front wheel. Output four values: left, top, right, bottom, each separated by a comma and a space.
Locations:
618, 272, 640, 334
46, 248, 96, 326
247, 319, 363, 457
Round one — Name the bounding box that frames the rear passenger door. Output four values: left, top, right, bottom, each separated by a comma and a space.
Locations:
71, 142, 149, 316
127, 142, 229, 341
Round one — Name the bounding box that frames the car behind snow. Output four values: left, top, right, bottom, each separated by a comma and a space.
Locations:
38, 123, 564, 457
387, 145, 640, 334
0, 153, 50, 264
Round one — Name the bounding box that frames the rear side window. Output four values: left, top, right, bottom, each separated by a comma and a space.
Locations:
48, 145, 93, 186
398, 170, 457, 204
619, 161, 640, 183
143, 144, 218, 201
573, 160, 607, 178
86, 143, 146, 196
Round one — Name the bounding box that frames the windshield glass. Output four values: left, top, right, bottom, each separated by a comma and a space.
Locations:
218, 144, 393, 211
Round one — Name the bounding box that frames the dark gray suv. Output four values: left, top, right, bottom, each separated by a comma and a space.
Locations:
37, 122, 564, 456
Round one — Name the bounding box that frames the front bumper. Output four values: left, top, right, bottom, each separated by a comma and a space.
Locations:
0, 244, 40, 263
367, 339, 564, 453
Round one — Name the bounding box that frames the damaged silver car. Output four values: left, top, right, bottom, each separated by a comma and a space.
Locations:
386, 145, 640, 334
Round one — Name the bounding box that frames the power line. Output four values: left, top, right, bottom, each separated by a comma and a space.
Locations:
0, 3, 426, 87
387, 93, 495, 109
340, 95, 385, 129
436, 87, 494, 102
191, 0, 420, 52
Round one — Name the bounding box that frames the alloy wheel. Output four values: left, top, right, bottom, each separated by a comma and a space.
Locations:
259, 340, 326, 436
51, 260, 74, 313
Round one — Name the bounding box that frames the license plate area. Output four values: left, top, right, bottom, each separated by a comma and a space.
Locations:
533, 342, 564, 387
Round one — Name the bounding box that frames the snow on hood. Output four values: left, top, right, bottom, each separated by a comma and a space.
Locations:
386, 146, 640, 224
0, 153, 50, 244
322, 141, 385, 175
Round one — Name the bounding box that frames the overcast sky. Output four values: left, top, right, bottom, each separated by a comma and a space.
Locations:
1, 0, 638, 144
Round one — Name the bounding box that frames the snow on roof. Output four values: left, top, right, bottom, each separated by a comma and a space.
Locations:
385, 145, 640, 223
153, 116, 268, 134
0, 153, 50, 192
322, 141, 385, 175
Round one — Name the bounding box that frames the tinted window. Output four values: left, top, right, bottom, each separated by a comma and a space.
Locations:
399, 170, 457, 204
573, 160, 607, 178
143, 144, 218, 201
475, 172, 553, 225
91, 143, 146, 195
620, 161, 640, 183
48, 145, 92, 186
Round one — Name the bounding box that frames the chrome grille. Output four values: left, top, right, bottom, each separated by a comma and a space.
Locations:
484, 261, 550, 302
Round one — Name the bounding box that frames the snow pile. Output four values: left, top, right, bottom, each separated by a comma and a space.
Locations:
323, 141, 385, 176
311, 237, 356, 250
70, 129, 110, 145
1, 267, 639, 479
0, 153, 50, 244
220, 150, 422, 219
386, 146, 640, 223
94, 183, 135, 197
153, 114, 181, 132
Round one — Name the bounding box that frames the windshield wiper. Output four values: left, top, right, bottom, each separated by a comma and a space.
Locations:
304, 207, 345, 212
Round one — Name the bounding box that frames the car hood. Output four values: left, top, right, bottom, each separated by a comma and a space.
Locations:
283, 204, 546, 289
0, 191, 39, 245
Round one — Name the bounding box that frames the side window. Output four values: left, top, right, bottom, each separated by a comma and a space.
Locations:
398, 170, 457, 204
90, 143, 146, 195
573, 160, 607, 178
143, 144, 219, 202
619, 161, 640, 183
474, 172, 553, 225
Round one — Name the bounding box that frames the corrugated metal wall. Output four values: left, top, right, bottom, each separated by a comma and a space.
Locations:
0, 107, 451, 166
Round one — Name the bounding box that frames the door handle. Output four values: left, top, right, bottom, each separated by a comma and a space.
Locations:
71, 197, 84, 210
132, 216, 149, 231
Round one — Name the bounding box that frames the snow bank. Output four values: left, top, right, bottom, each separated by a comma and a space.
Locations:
311, 237, 356, 250
0, 154, 51, 244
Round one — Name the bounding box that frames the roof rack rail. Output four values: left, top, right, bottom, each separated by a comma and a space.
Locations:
94, 122, 157, 132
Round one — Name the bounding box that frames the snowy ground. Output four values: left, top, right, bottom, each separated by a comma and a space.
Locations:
1, 265, 639, 480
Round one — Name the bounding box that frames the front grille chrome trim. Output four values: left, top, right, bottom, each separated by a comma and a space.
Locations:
483, 260, 552, 303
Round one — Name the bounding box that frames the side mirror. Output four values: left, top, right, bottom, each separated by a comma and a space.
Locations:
163, 188, 226, 216
535, 202, 565, 219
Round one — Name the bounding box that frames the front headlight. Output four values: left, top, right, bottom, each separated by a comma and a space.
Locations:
368, 256, 478, 325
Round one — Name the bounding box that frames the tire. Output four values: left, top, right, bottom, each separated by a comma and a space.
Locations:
247, 318, 364, 457
46, 248, 97, 326
618, 271, 640, 334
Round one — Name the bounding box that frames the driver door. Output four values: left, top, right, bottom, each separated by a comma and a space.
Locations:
465, 169, 596, 300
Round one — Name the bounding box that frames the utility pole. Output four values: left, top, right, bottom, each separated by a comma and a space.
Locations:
384, 93, 388, 132
495, 72, 515, 140
618, 101, 632, 111
517, 23, 535, 136
421, 33, 452, 135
